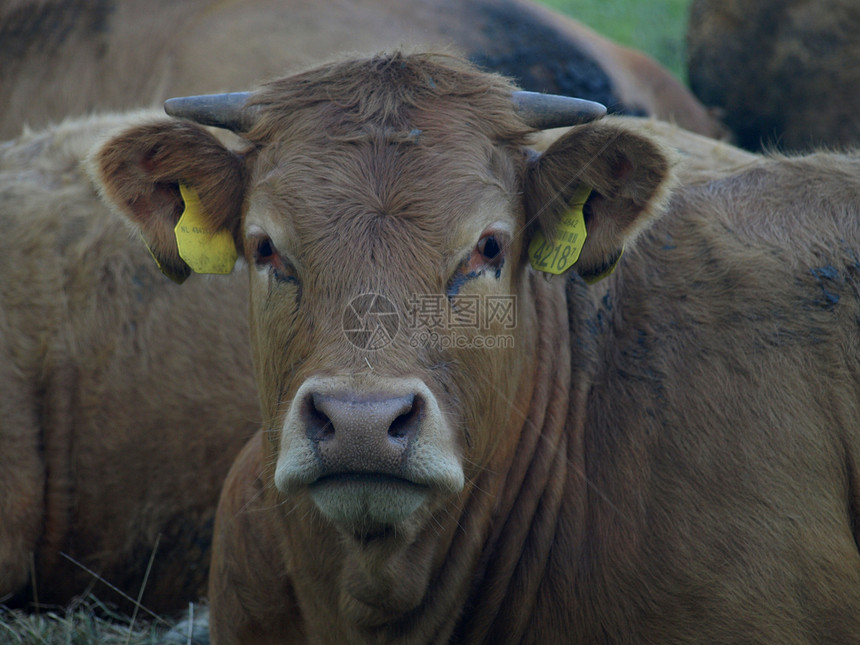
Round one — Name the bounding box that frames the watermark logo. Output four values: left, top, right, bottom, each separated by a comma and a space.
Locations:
342, 293, 400, 350
406, 294, 517, 331
343, 293, 516, 351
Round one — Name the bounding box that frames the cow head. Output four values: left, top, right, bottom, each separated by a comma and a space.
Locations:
93, 53, 671, 549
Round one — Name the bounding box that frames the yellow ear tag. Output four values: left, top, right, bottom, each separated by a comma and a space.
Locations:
174, 183, 238, 275
529, 185, 591, 275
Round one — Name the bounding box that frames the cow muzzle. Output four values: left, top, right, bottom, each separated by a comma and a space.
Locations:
274, 377, 464, 529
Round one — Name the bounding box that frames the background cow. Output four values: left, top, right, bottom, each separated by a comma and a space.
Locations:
0, 113, 259, 613
95, 52, 860, 643
535, 116, 758, 184
0, 0, 724, 141
687, 0, 860, 151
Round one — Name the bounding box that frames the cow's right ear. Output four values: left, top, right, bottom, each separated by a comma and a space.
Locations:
524, 121, 675, 281
90, 119, 246, 282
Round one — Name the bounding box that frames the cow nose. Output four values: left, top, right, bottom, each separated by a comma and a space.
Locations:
304, 391, 423, 474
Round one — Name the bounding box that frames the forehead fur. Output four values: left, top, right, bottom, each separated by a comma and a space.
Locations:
242, 52, 532, 294
244, 51, 535, 147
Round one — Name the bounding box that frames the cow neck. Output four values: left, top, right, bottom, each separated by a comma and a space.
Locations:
284, 273, 573, 644
37, 361, 78, 584
440, 271, 573, 642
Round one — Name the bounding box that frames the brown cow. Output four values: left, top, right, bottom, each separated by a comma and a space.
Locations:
94, 52, 860, 643
687, 0, 860, 151
0, 112, 259, 613
0, 0, 724, 141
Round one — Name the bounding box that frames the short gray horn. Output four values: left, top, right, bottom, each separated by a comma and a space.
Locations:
163, 88, 605, 132
512, 91, 607, 129
164, 92, 256, 132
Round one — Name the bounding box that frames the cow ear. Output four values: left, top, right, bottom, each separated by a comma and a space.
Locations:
90, 119, 246, 282
524, 122, 675, 281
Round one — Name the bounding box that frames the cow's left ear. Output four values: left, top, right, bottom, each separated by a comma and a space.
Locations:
524, 121, 675, 281
90, 118, 247, 282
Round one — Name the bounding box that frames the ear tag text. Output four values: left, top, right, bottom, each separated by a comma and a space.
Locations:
174, 183, 238, 275
529, 185, 591, 275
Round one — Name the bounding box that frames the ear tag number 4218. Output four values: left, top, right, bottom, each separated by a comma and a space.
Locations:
529, 185, 591, 275
174, 183, 238, 275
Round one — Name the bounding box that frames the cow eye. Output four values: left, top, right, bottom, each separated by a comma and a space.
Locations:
251, 235, 297, 283
478, 235, 502, 261
466, 231, 508, 274
256, 238, 276, 264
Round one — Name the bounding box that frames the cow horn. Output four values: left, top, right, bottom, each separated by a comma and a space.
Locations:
164, 92, 256, 132
511, 91, 607, 129
164, 89, 606, 132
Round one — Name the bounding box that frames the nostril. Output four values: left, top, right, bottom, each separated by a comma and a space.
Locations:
305, 390, 424, 448
306, 394, 335, 442
388, 394, 423, 440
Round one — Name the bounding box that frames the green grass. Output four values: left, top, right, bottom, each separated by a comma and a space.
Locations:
538, 0, 695, 81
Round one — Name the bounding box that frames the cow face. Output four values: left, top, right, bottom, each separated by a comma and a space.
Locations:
94, 53, 671, 544
241, 130, 527, 535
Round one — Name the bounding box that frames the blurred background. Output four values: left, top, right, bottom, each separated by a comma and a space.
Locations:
542, 0, 691, 80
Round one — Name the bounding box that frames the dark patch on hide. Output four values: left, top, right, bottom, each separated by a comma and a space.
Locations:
0, 0, 113, 62
809, 265, 842, 309
462, 0, 640, 116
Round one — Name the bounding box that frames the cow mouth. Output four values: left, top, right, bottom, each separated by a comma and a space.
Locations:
313, 472, 423, 487
308, 472, 430, 529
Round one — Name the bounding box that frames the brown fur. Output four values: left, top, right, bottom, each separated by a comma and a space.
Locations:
93, 52, 860, 642
687, 0, 860, 151
0, 0, 725, 141
0, 113, 260, 612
